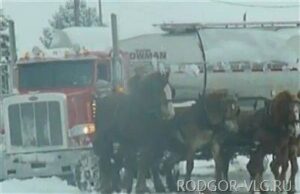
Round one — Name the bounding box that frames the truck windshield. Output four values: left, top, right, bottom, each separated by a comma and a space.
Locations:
19, 60, 94, 89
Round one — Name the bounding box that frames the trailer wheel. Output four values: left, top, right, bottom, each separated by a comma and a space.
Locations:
74, 153, 100, 192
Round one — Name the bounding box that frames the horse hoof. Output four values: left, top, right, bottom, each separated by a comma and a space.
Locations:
154, 184, 166, 193
100, 187, 113, 194
288, 190, 296, 194
135, 185, 151, 193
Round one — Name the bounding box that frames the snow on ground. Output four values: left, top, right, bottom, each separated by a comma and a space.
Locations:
179, 159, 215, 176
1, 157, 299, 193
0, 177, 80, 194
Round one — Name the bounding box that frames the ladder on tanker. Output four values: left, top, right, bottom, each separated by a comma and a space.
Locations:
153, 21, 300, 33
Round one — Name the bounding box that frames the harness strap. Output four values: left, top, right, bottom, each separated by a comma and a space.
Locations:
197, 100, 214, 129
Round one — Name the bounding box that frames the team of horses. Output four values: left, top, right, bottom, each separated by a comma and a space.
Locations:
92, 70, 300, 194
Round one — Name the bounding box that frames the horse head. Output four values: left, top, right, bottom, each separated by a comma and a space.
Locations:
203, 89, 240, 133
269, 91, 300, 136
138, 71, 175, 120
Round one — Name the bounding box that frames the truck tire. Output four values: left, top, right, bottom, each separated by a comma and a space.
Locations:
74, 153, 100, 192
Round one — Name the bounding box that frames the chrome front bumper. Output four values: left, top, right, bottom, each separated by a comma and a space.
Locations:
0, 148, 92, 181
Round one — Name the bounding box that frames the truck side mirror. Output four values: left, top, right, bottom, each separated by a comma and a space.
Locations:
95, 79, 112, 98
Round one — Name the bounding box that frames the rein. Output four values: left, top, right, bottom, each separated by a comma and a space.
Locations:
195, 28, 207, 98
194, 100, 216, 131
195, 28, 209, 125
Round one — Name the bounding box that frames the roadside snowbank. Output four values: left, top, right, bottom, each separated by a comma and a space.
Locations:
0, 177, 80, 194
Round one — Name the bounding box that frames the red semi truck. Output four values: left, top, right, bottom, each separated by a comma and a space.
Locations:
0, 15, 129, 183
16, 49, 129, 145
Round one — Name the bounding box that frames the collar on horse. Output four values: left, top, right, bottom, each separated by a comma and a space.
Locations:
265, 98, 300, 137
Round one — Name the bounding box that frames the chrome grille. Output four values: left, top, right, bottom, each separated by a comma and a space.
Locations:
8, 101, 63, 147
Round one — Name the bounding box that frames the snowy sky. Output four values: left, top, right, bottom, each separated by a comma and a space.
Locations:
1, 0, 300, 53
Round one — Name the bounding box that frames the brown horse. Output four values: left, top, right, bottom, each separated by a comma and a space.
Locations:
209, 91, 298, 193
246, 91, 299, 193
162, 89, 240, 191
210, 110, 255, 192
269, 91, 300, 194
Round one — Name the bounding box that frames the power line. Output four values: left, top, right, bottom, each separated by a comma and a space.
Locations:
210, 0, 300, 8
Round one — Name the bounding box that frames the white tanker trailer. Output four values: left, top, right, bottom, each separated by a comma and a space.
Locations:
170, 68, 300, 100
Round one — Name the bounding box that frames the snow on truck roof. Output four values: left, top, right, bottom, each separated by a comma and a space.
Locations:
17, 46, 111, 64
50, 26, 300, 65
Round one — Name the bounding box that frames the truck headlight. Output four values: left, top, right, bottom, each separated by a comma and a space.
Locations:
83, 123, 95, 134
115, 85, 125, 93
69, 123, 95, 137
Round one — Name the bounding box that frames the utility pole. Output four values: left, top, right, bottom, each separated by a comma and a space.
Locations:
111, 13, 121, 88
98, 0, 103, 26
0, 16, 16, 95
8, 20, 16, 63
74, 0, 80, 26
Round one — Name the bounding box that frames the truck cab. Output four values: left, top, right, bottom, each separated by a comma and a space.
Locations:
15, 48, 128, 146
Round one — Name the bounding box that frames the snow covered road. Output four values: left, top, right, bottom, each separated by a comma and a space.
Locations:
0, 177, 80, 193
1, 157, 300, 194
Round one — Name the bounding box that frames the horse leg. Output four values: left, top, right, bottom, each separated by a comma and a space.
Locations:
222, 150, 232, 193
111, 157, 122, 192
212, 140, 228, 193
218, 148, 231, 193
288, 146, 298, 194
185, 148, 195, 182
93, 128, 113, 193
135, 148, 153, 193
247, 148, 266, 193
279, 147, 289, 192
111, 145, 124, 193
122, 148, 136, 193
270, 155, 280, 181
96, 133, 113, 193
151, 158, 166, 193
270, 149, 282, 192
163, 152, 182, 192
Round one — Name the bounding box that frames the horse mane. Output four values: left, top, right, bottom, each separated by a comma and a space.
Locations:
139, 71, 169, 93
269, 91, 296, 127
197, 89, 236, 127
